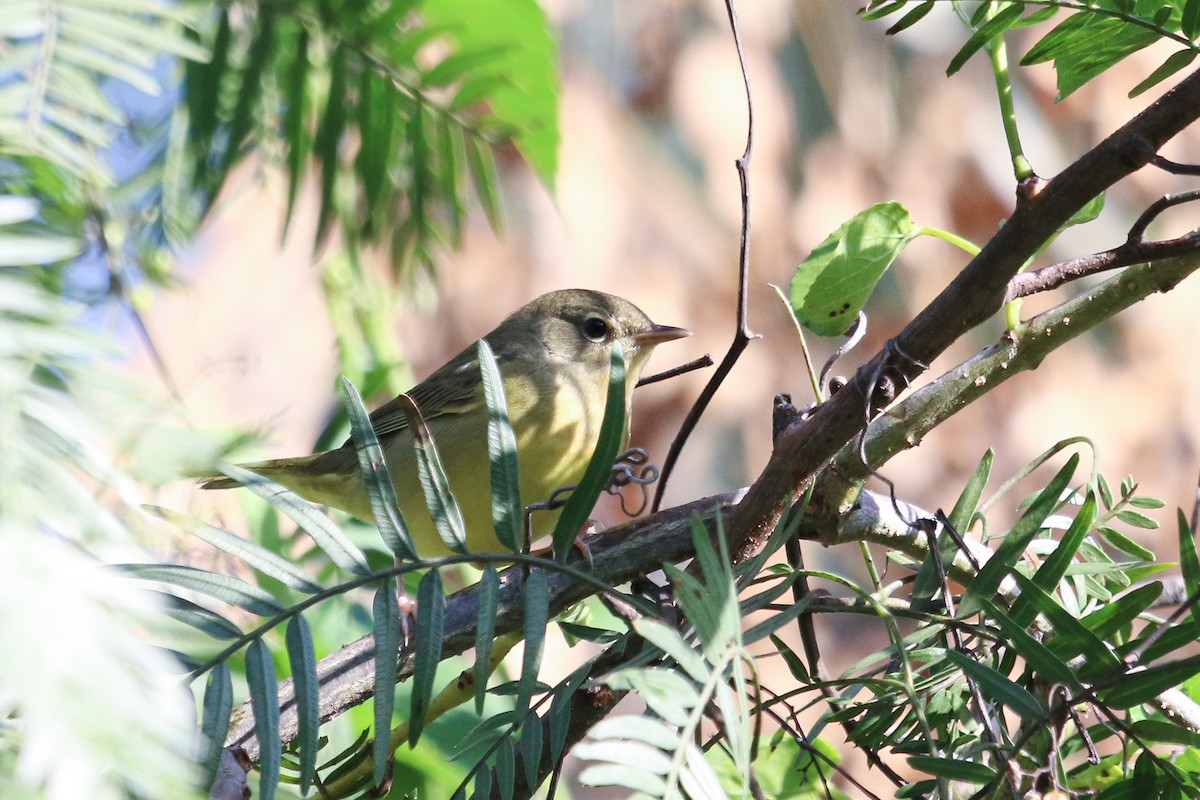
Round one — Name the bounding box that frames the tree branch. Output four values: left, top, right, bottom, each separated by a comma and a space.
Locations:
726, 67, 1200, 563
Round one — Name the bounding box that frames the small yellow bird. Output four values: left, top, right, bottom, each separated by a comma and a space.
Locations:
202, 289, 689, 557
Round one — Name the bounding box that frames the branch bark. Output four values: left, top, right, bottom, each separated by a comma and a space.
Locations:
726, 67, 1200, 563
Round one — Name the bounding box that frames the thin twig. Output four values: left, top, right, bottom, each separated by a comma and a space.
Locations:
636, 354, 714, 387
652, 0, 758, 512
1127, 189, 1200, 242
1152, 154, 1200, 176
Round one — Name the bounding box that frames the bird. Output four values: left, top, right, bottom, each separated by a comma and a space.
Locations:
201, 289, 689, 557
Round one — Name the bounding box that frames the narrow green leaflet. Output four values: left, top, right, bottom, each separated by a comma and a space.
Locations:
285, 616, 320, 794
605, 668, 698, 727
478, 339, 521, 552
147, 506, 322, 593
200, 663, 233, 790
634, 618, 708, 683
552, 342, 626, 561
960, 454, 1079, 616
420, 0, 559, 185
1178, 509, 1200, 628
373, 579, 401, 786
1009, 491, 1096, 627
943, 649, 1043, 721
396, 394, 469, 554
1102, 654, 1200, 708
548, 664, 588, 764
120, 564, 283, 616
886, 1, 934, 36
216, 462, 371, 575
520, 714, 542, 791
588, 716, 680, 750
946, 3, 1026, 76
474, 565, 500, 714
495, 736, 516, 800
789, 202, 918, 336
907, 756, 997, 784
1082, 581, 1162, 642
516, 569, 550, 720
410, 569, 445, 746
156, 592, 242, 640
1186, 0, 1200, 38
914, 450, 993, 605
246, 638, 281, 800
339, 377, 417, 562
1020, 2, 1164, 99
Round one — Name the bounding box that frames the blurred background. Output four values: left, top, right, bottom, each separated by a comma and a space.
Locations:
124, 0, 1200, 793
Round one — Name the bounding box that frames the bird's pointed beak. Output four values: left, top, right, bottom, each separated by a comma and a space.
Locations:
632, 324, 691, 346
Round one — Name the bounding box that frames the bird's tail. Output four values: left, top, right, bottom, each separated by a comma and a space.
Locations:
198, 454, 332, 491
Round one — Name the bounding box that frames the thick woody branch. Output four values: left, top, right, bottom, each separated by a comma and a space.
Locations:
727, 67, 1200, 562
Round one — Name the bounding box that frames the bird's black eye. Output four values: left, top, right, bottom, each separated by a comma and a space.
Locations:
583, 316, 610, 342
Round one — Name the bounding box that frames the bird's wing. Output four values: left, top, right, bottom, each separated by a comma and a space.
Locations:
355, 351, 486, 442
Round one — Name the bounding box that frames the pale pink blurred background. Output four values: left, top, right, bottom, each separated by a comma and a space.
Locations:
135, 0, 1200, 793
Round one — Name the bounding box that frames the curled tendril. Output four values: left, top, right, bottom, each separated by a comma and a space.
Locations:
606, 447, 661, 517
520, 448, 664, 549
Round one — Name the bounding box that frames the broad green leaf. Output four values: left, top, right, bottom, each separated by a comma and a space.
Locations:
410, 569, 444, 745
478, 339, 521, 552
285, 616, 320, 794
552, 343, 625, 561
789, 202, 918, 336
246, 638, 281, 800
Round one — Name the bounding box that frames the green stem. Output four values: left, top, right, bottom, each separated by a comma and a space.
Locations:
986, 3, 1033, 181
917, 226, 981, 256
